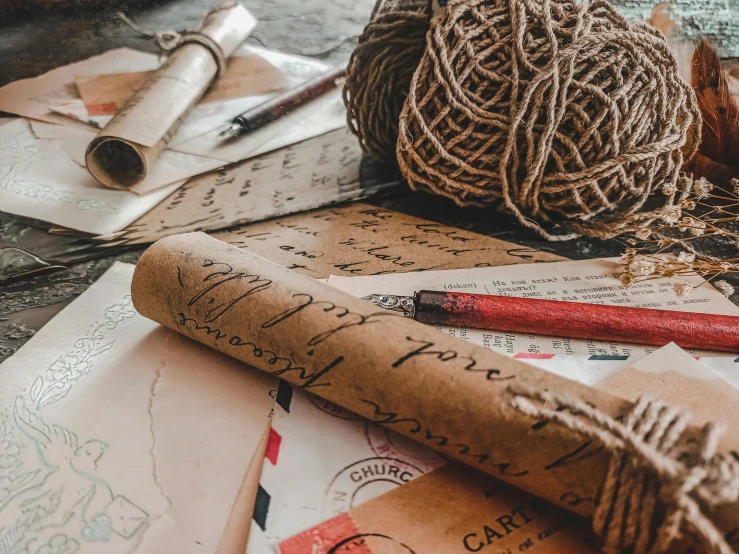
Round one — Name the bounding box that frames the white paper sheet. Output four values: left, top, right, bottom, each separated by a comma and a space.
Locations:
0, 119, 181, 235
0, 262, 277, 553
106, 128, 387, 244
326, 258, 739, 357
57, 124, 224, 194
174, 87, 346, 163
171, 46, 331, 148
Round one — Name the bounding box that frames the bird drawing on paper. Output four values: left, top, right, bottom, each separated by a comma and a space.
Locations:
3, 397, 112, 540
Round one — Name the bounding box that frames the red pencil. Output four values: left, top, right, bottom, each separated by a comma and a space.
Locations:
363, 290, 739, 353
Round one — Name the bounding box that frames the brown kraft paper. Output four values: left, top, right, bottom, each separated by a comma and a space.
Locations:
130, 232, 739, 545
212, 203, 565, 278
278, 463, 598, 554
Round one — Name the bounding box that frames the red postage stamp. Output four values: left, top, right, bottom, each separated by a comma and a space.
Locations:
278, 512, 370, 554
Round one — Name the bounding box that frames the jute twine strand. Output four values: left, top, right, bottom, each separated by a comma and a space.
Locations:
509, 384, 739, 554
343, 0, 430, 164
395, 0, 702, 240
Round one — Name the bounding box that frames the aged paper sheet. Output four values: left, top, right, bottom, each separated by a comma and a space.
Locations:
212, 203, 565, 278
0, 262, 277, 553
130, 233, 739, 542
0, 119, 181, 235
0, 49, 158, 129
326, 258, 739, 357
105, 130, 395, 243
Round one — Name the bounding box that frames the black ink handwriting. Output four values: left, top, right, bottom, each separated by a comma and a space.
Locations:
261, 293, 394, 346
186, 260, 272, 322
360, 399, 527, 477
393, 337, 514, 381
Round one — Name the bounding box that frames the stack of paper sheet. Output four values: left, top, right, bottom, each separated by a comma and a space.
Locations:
0, 46, 350, 237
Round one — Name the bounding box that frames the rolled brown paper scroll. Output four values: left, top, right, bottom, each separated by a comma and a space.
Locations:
131, 233, 739, 550
86, 2, 255, 193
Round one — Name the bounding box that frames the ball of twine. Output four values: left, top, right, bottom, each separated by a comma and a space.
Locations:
343, 0, 430, 164
396, 0, 702, 240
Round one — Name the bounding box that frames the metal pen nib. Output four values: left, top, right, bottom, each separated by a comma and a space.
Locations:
218, 122, 244, 141
362, 294, 416, 318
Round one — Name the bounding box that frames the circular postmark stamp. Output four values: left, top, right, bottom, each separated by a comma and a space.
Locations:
279, 513, 417, 554
326, 533, 418, 554
365, 422, 446, 472
308, 393, 364, 420
322, 457, 425, 518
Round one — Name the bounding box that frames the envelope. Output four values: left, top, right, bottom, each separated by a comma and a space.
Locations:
596, 342, 739, 449
270, 344, 739, 553
245, 384, 447, 554
278, 463, 596, 554
244, 357, 622, 553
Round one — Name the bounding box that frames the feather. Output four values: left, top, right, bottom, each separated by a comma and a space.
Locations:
724, 59, 739, 99
647, 3, 693, 83
690, 41, 739, 176
686, 153, 739, 185
647, 2, 677, 37
646, 4, 703, 161
646, 9, 739, 183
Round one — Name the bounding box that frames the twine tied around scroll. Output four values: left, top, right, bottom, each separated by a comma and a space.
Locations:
117, 11, 228, 79
509, 384, 739, 554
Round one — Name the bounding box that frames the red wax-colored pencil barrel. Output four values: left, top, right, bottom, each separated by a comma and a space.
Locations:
414, 290, 739, 353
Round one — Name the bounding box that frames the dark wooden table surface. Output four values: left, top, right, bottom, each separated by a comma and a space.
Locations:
0, 0, 643, 362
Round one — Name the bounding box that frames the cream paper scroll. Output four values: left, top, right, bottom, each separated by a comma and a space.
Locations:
130, 233, 739, 548
86, 2, 256, 192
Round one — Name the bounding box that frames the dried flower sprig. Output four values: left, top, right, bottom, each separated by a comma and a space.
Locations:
618, 250, 739, 292
714, 280, 735, 297
617, 179, 739, 297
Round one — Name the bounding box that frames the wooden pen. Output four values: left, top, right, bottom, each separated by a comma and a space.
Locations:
218, 65, 347, 141
363, 290, 739, 353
